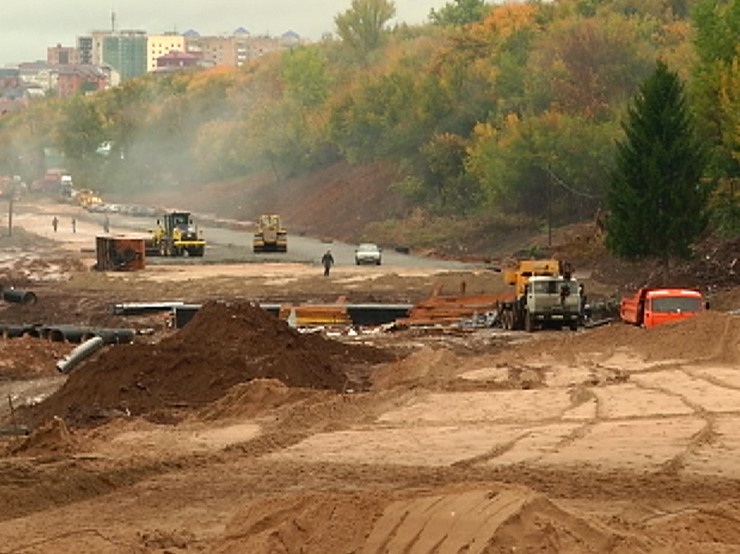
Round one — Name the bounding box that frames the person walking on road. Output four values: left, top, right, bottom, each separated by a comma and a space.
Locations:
52, 216, 58, 233
321, 249, 334, 277
103, 215, 110, 233
71, 218, 76, 233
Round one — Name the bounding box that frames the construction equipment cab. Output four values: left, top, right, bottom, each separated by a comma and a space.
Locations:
620, 288, 705, 328
253, 214, 287, 253
147, 211, 205, 257
498, 259, 582, 332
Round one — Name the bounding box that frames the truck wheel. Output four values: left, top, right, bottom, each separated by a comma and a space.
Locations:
569, 320, 579, 331
503, 311, 512, 330
524, 312, 534, 333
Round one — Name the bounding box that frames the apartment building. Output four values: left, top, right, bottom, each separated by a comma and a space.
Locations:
55, 65, 109, 97
147, 34, 186, 71
184, 29, 302, 68
47, 44, 79, 66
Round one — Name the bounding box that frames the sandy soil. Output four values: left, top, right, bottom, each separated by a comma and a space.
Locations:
2, 199, 740, 553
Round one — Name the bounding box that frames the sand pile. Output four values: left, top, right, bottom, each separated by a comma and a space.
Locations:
209, 486, 647, 554
24, 301, 392, 427
10, 416, 78, 456
372, 346, 461, 391
198, 378, 314, 420
508, 311, 740, 365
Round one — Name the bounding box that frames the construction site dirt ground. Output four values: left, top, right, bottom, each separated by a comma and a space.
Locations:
4, 204, 740, 553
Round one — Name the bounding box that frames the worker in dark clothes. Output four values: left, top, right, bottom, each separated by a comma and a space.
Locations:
321, 249, 334, 277
52, 216, 58, 232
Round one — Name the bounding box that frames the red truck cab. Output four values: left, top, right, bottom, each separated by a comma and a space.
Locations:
620, 288, 705, 328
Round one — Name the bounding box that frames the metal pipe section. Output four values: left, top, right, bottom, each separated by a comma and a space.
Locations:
56, 336, 105, 374
110, 302, 185, 315
2, 289, 37, 304
1, 324, 135, 344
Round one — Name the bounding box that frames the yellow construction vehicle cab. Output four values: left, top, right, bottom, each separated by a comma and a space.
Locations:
253, 214, 287, 253
146, 211, 205, 257
503, 259, 568, 296
75, 188, 103, 209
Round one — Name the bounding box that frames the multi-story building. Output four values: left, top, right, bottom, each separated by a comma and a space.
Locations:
18, 62, 53, 92
155, 51, 202, 72
55, 65, 109, 97
17, 62, 109, 98
147, 33, 186, 72
183, 29, 302, 68
47, 44, 79, 66
77, 36, 93, 65
101, 31, 148, 81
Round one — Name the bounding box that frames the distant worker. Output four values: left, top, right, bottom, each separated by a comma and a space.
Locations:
52, 216, 58, 233
321, 249, 334, 277
71, 218, 76, 234
103, 215, 110, 233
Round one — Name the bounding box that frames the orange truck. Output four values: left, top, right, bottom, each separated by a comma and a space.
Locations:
620, 288, 706, 328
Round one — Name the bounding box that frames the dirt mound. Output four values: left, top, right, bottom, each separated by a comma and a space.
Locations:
10, 416, 78, 456
508, 311, 740, 366
198, 378, 314, 420
210, 485, 646, 554
372, 346, 461, 391
642, 500, 740, 546
212, 491, 388, 554
0, 335, 74, 379
23, 301, 393, 428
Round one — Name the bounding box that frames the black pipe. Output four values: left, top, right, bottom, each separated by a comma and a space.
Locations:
2, 323, 135, 344
3, 289, 37, 304
94, 328, 135, 344
2, 325, 24, 338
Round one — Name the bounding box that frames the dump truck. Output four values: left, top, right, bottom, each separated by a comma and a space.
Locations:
253, 214, 287, 253
146, 211, 205, 257
497, 259, 582, 332
620, 288, 705, 328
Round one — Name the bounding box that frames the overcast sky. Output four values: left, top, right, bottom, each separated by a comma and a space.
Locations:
0, 0, 450, 66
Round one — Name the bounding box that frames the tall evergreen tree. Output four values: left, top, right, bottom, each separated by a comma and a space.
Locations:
605, 60, 710, 260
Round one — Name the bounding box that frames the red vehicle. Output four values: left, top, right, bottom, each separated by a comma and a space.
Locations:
620, 288, 705, 328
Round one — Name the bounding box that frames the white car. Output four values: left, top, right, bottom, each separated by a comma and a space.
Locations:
355, 243, 382, 265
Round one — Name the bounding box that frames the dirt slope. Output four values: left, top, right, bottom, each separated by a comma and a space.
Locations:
118, 160, 411, 243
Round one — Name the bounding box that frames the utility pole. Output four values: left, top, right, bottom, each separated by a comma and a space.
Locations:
7, 197, 12, 237
547, 171, 552, 248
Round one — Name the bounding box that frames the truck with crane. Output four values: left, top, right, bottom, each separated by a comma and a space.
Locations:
497, 259, 582, 332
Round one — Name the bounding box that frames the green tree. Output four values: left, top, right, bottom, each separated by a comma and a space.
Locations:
334, 0, 396, 59
429, 0, 489, 26
281, 47, 332, 109
57, 95, 104, 161
419, 132, 481, 214
605, 61, 710, 260
466, 112, 616, 222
